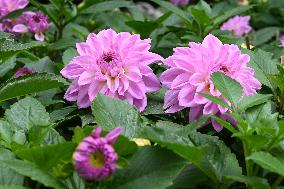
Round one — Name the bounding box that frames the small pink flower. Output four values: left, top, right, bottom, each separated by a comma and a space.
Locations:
15, 67, 36, 78
61, 29, 162, 111
170, 0, 190, 6
12, 11, 49, 41
160, 34, 261, 131
280, 36, 284, 47
0, 0, 28, 17
73, 127, 122, 180
221, 16, 251, 36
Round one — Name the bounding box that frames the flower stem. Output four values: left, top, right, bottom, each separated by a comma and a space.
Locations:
243, 141, 253, 176
271, 176, 283, 189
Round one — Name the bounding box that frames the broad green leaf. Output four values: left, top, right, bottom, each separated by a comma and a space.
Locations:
62, 48, 78, 65
251, 27, 279, 46
199, 93, 230, 109
5, 97, 50, 130
0, 57, 16, 77
0, 39, 45, 52
213, 6, 251, 26
50, 106, 76, 122
225, 175, 269, 189
48, 37, 79, 51
15, 142, 76, 173
0, 186, 30, 189
244, 49, 279, 89
151, 0, 192, 28
238, 94, 273, 112
141, 125, 242, 186
247, 151, 284, 177
0, 148, 24, 185
191, 8, 212, 31
107, 146, 186, 189
0, 73, 68, 103
92, 94, 141, 138
210, 115, 238, 133
211, 72, 243, 109
1, 160, 65, 189
0, 120, 26, 148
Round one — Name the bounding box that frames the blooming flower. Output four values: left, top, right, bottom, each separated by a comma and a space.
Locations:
15, 67, 36, 78
61, 29, 162, 111
279, 36, 284, 47
220, 16, 251, 36
170, 0, 190, 6
73, 127, 122, 180
160, 34, 261, 131
12, 11, 49, 41
0, 0, 28, 17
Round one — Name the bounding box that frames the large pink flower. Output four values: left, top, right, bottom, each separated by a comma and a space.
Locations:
61, 29, 162, 111
160, 34, 261, 131
0, 0, 28, 17
220, 16, 251, 36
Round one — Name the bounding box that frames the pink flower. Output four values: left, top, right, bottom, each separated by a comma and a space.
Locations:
12, 11, 49, 41
0, 0, 28, 17
61, 29, 162, 111
15, 67, 36, 78
220, 16, 251, 36
280, 36, 284, 47
160, 34, 261, 131
170, 0, 190, 6
73, 127, 122, 180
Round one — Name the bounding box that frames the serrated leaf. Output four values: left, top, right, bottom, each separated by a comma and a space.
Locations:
0, 39, 45, 52
0, 73, 68, 103
225, 175, 269, 189
0, 148, 24, 185
4, 97, 50, 130
199, 93, 230, 109
1, 160, 65, 189
92, 94, 141, 138
247, 151, 284, 177
252, 27, 279, 46
107, 146, 186, 189
211, 72, 243, 109
238, 94, 272, 112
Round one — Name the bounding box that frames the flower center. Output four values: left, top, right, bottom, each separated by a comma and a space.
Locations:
33, 16, 41, 23
220, 65, 229, 73
97, 52, 122, 76
89, 151, 105, 168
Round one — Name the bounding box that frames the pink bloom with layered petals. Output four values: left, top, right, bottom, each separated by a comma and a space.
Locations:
170, 0, 190, 6
0, 0, 28, 17
61, 29, 162, 111
73, 127, 121, 180
15, 67, 36, 78
221, 16, 251, 36
160, 34, 261, 131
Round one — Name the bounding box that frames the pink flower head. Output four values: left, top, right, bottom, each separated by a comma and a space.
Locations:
73, 127, 122, 180
12, 11, 49, 41
160, 34, 261, 131
61, 29, 162, 111
220, 16, 251, 36
0, 0, 28, 17
170, 0, 190, 6
280, 36, 284, 47
15, 67, 36, 78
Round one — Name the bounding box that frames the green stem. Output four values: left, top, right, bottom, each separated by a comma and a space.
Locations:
243, 141, 253, 177
271, 176, 283, 189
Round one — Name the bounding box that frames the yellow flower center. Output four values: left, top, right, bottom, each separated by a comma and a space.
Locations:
89, 151, 105, 168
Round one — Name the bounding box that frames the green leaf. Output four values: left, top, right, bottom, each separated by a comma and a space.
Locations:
15, 142, 76, 173
199, 93, 230, 109
151, 0, 192, 28
4, 97, 50, 130
1, 160, 66, 189
0, 148, 24, 185
48, 38, 79, 51
247, 151, 284, 177
0, 39, 45, 52
108, 146, 186, 189
0, 73, 68, 103
92, 94, 141, 138
0, 186, 30, 189
211, 72, 243, 109
244, 49, 279, 89
251, 27, 279, 46
62, 48, 78, 65
225, 175, 269, 189
0, 57, 16, 77
140, 125, 242, 186
210, 115, 238, 133
238, 94, 273, 112
213, 6, 251, 26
